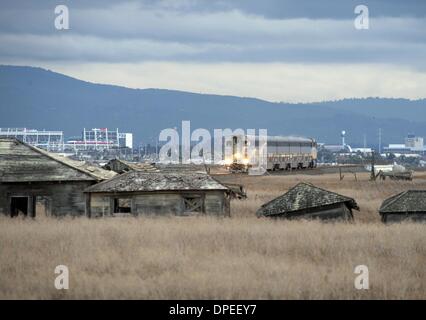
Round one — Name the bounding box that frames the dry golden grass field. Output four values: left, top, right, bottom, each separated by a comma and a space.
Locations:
1, 171, 426, 299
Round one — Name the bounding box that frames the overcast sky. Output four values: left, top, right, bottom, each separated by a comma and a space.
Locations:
1, 0, 425, 102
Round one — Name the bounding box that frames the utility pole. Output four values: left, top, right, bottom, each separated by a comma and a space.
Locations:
370, 150, 376, 181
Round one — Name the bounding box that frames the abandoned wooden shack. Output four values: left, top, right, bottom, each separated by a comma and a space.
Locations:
0, 138, 116, 217
379, 190, 426, 223
84, 170, 230, 217
104, 159, 240, 196
256, 182, 359, 221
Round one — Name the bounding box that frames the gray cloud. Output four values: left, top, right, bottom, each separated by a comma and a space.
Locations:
0, 1, 425, 101
0, 2, 424, 67
2, 0, 425, 18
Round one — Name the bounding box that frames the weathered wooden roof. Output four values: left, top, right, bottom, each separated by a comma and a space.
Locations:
105, 159, 159, 173
257, 182, 359, 217
84, 171, 228, 193
155, 163, 208, 174
104, 159, 208, 174
379, 190, 426, 214
48, 153, 117, 180
0, 138, 116, 182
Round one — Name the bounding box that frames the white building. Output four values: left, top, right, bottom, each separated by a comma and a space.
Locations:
352, 148, 373, 155
405, 134, 424, 150
384, 135, 425, 154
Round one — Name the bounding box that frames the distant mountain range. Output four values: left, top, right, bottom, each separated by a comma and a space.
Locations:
1, 65, 425, 147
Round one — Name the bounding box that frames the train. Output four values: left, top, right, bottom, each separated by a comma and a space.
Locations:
224, 135, 317, 171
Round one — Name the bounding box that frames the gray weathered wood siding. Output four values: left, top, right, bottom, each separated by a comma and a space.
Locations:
382, 213, 426, 223
88, 190, 230, 217
205, 192, 230, 215
274, 203, 353, 221
0, 181, 93, 217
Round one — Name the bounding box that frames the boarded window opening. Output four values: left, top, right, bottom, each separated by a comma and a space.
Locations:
113, 198, 131, 214
10, 197, 29, 217
183, 196, 203, 213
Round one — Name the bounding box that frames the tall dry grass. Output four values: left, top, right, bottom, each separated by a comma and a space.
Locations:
217, 171, 426, 222
0, 172, 425, 299
0, 217, 425, 299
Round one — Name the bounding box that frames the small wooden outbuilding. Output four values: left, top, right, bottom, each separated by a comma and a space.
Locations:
0, 138, 115, 217
84, 170, 230, 217
379, 190, 426, 223
256, 182, 359, 221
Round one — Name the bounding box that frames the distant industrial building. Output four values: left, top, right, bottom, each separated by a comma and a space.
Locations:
320, 144, 352, 153
405, 134, 424, 150
66, 128, 133, 151
320, 130, 353, 153
0, 128, 64, 151
384, 134, 425, 155
351, 148, 373, 155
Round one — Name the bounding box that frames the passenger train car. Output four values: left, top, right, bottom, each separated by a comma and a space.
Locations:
225, 135, 317, 171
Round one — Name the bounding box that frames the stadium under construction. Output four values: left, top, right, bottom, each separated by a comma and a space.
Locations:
0, 128, 133, 152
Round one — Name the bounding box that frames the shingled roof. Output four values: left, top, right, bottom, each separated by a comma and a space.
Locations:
155, 163, 208, 174
379, 190, 426, 214
84, 170, 228, 193
257, 182, 359, 217
104, 159, 208, 174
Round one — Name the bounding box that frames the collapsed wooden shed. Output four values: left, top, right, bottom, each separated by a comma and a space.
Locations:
379, 190, 426, 223
84, 171, 230, 217
256, 182, 359, 221
0, 138, 116, 217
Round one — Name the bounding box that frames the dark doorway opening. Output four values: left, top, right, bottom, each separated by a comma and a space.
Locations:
113, 198, 132, 214
10, 197, 29, 217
